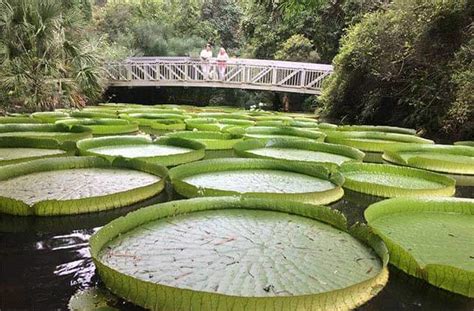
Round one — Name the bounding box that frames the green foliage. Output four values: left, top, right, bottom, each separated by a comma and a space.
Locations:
244, 0, 383, 62
275, 34, 320, 62
0, 0, 105, 111
321, 0, 473, 140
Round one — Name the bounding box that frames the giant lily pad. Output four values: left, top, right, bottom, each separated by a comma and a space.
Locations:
70, 110, 119, 119
340, 162, 455, 198
186, 118, 254, 132
120, 113, 187, 126
234, 139, 364, 168
56, 118, 139, 135
0, 137, 75, 165
77, 135, 205, 166
336, 125, 416, 135
90, 197, 389, 310
31, 111, 70, 123
383, 144, 474, 186
325, 131, 434, 162
365, 197, 474, 297
455, 141, 474, 147
166, 131, 243, 150
245, 126, 326, 142
0, 123, 92, 142
0, 116, 41, 124
0, 156, 167, 216
170, 158, 344, 204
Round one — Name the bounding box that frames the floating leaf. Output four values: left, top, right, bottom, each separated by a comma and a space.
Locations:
170, 158, 344, 205
90, 197, 389, 310
340, 162, 455, 197
0, 156, 167, 216
365, 197, 474, 297
77, 136, 205, 166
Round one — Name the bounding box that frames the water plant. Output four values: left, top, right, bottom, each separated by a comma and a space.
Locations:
383, 144, 474, 186
77, 136, 205, 166
365, 197, 474, 297
90, 197, 389, 310
0, 156, 167, 216
340, 162, 455, 198
234, 138, 364, 169
169, 158, 344, 205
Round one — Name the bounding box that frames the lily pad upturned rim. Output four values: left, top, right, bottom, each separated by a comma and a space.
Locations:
365, 197, 474, 297
454, 141, 474, 147
166, 131, 244, 150
340, 162, 456, 198
77, 135, 206, 166
90, 196, 389, 311
56, 118, 140, 135
325, 131, 434, 152
0, 116, 42, 124
244, 126, 326, 141
0, 137, 76, 165
233, 138, 365, 168
382, 144, 474, 176
169, 158, 345, 205
0, 123, 93, 142
0, 156, 167, 216
336, 125, 416, 135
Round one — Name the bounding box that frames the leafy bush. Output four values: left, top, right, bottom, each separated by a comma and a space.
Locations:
275, 34, 320, 62
321, 0, 473, 140
0, 0, 105, 111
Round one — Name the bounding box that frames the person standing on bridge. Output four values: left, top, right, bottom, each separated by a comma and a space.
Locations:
216, 48, 229, 80
200, 43, 213, 80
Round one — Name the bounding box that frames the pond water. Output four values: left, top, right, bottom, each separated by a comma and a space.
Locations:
0, 178, 473, 310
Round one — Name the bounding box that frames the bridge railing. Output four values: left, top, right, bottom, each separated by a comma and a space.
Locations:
105, 57, 333, 94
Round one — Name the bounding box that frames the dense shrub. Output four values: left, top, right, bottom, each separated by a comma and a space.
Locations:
320, 0, 473, 140
0, 0, 105, 111
275, 34, 320, 62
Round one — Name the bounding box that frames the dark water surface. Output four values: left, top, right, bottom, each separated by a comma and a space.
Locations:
0, 184, 473, 310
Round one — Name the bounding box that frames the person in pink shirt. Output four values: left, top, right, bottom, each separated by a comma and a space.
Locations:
216, 48, 229, 80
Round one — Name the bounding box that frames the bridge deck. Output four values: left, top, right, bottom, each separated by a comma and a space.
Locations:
105, 57, 333, 95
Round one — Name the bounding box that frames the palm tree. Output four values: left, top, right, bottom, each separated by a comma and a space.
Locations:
0, 0, 104, 111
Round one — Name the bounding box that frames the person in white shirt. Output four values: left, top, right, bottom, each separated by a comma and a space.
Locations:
200, 44, 213, 80
216, 48, 229, 80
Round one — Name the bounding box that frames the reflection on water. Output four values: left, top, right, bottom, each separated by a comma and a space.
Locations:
0, 186, 473, 310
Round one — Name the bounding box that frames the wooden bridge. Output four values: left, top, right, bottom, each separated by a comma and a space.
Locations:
105, 57, 333, 95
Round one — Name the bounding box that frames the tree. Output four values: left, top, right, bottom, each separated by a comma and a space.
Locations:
320, 0, 473, 139
0, 0, 105, 111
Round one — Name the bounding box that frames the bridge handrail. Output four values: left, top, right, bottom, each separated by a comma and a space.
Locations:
123, 57, 333, 71
105, 57, 333, 95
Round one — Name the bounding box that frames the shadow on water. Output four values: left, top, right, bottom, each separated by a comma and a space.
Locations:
0, 182, 473, 310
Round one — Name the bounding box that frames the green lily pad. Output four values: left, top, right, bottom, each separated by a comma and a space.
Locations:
91, 197, 389, 310
0, 137, 75, 165
170, 158, 344, 205
234, 139, 364, 168
325, 131, 433, 162
56, 118, 139, 135
0, 156, 167, 216
120, 113, 187, 126
0, 124, 92, 142
336, 125, 416, 135
365, 197, 474, 297
31, 111, 70, 123
166, 131, 243, 150
77, 136, 205, 166
68, 288, 120, 311
245, 126, 326, 142
383, 144, 474, 186
340, 162, 455, 197
455, 141, 474, 147
0, 116, 41, 124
